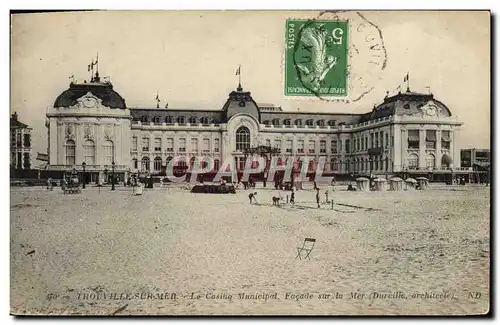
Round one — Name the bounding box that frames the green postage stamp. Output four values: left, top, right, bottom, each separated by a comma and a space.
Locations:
285, 19, 349, 97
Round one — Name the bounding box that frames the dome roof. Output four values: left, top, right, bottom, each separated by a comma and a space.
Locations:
359, 91, 452, 122
54, 82, 126, 109
222, 85, 260, 122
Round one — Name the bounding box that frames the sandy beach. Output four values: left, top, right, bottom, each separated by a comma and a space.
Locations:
10, 183, 490, 315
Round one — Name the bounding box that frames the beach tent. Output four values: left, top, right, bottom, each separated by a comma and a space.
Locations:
389, 177, 404, 191
373, 178, 387, 191
356, 177, 369, 191
405, 177, 417, 190
416, 177, 429, 190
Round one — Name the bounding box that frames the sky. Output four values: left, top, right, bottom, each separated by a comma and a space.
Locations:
10, 10, 490, 164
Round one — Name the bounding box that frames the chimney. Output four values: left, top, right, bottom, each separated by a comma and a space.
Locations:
12, 112, 18, 121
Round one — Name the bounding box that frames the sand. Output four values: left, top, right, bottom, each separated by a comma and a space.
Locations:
10, 183, 490, 315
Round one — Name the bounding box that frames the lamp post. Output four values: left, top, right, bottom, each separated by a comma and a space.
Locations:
111, 161, 116, 190
82, 161, 86, 189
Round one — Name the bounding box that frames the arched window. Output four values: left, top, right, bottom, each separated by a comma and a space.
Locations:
83, 140, 95, 165
165, 116, 173, 124
327, 120, 336, 127
153, 116, 161, 124
188, 116, 197, 124
200, 117, 209, 125
214, 159, 220, 171
360, 158, 364, 172
65, 140, 75, 166
166, 156, 173, 165
263, 120, 270, 125
235, 126, 250, 151
295, 119, 303, 126
272, 118, 280, 126
212, 118, 220, 125
154, 157, 162, 172
283, 119, 291, 126
306, 119, 314, 127
141, 116, 148, 123
103, 140, 114, 165
317, 120, 325, 127
132, 158, 138, 169
407, 154, 419, 169
141, 157, 150, 172
177, 116, 185, 124
190, 156, 196, 168
426, 154, 435, 169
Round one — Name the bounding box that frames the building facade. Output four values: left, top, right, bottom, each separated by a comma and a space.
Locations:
46, 76, 464, 183
10, 112, 32, 170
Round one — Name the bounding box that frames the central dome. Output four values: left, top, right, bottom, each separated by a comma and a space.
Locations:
54, 82, 126, 109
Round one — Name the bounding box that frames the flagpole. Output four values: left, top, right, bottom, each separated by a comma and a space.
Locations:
238, 65, 241, 88
406, 71, 410, 92
96, 52, 99, 76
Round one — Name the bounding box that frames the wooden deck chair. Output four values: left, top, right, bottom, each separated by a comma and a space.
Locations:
296, 238, 316, 260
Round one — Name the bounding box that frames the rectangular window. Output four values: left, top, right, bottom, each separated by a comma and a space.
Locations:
142, 137, 150, 152
385, 133, 389, 148
286, 139, 293, 153
23, 134, 31, 148
331, 140, 337, 154
214, 138, 220, 152
132, 136, 137, 151
203, 138, 210, 153
166, 138, 174, 152
274, 139, 281, 150
154, 137, 162, 152
17, 152, 22, 169
320, 140, 326, 153
16, 133, 22, 147
23, 153, 30, 169
426, 130, 436, 149
297, 140, 304, 153
441, 131, 451, 150
379, 132, 383, 147
191, 138, 199, 152
345, 139, 350, 154
178, 138, 186, 152
408, 130, 420, 149
308, 140, 315, 154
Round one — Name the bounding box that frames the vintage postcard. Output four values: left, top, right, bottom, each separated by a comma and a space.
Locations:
10, 10, 490, 316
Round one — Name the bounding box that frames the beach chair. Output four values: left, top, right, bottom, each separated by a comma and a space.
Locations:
296, 238, 316, 260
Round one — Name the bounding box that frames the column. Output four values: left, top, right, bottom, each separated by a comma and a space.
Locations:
435, 129, 441, 169
419, 129, 426, 168
452, 129, 460, 168
398, 127, 407, 172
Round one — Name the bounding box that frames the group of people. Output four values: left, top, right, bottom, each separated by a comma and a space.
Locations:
248, 181, 333, 209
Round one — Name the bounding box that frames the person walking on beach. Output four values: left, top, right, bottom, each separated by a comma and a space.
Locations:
325, 189, 329, 203
316, 188, 320, 208
290, 189, 295, 206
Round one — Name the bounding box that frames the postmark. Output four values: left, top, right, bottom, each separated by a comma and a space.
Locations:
284, 11, 387, 103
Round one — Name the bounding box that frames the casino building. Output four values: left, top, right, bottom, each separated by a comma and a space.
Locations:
45, 71, 465, 184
